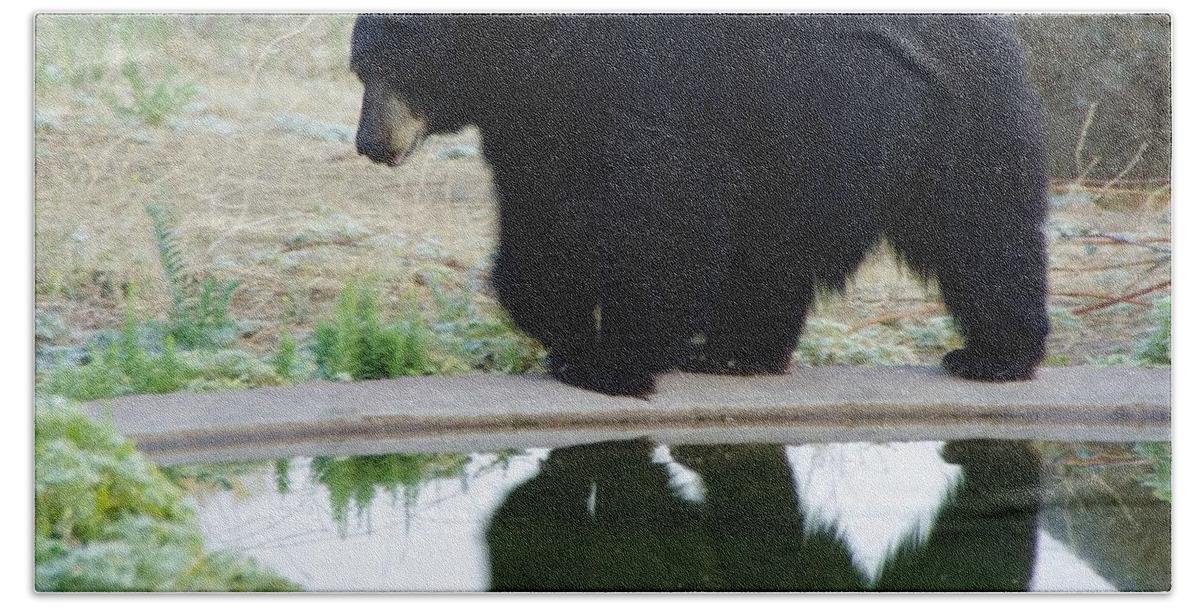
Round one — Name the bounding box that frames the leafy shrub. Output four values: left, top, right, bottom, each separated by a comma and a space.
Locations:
446, 314, 544, 374
424, 275, 544, 374
34, 395, 298, 591
313, 284, 433, 380
40, 302, 284, 400
1136, 298, 1170, 365
1133, 442, 1171, 502
42, 304, 186, 400
178, 349, 285, 390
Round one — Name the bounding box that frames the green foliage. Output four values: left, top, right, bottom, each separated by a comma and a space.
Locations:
146, 204, 241, 349
112, 61, 198, 127
42, 344, 126, 401
901, 316, 963, 351
178, 349, 286, 390
42, 343, 290, 400
34, 395, 299, 591
426, 276, 544, 374
43, 300, 186, 400
448, 314, 544, 374
40, 298, 285, 400
313, 284, 433, 380
273, 328, 298, 381
1042, 353, 1073, 367
1133, 442, 1171, 502
1087, 297, 1171, 369
309, 453, 470, 535
274, 459, 292, 495
794, 319, 919, 367
1136, 298, 1170, 365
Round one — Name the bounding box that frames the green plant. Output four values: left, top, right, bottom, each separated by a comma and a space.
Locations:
1133, 442, 1171, 502
146, 204, 240, 349
1137, 298, 1170, 365
273, 328, 298, 381
178, 349, 285, 390
309, 453, 470, 535
113, 61, 198, 127
41, 344, 126, 401
42, 292, 187, 400
439, 313, 544, 374
313, 284, 433, 380
794, 319, 919, 366
34, 395, 299, 591
424, 273, 544, 374
40, 290, 286, 400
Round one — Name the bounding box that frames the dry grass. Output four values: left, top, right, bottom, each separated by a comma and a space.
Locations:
36, 16, 496, 343
34, 14, 1171, 362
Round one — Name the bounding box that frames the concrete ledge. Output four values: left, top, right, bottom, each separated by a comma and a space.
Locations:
82, 365, 1171, 464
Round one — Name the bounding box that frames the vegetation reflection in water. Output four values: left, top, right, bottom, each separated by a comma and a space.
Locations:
275, 451, 521, 535
186, 438, 1170, 592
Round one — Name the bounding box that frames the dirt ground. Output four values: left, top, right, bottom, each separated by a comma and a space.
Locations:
33, 14, 1171, 364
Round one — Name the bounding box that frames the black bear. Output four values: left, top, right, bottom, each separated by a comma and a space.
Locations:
351, 15, 1050, 397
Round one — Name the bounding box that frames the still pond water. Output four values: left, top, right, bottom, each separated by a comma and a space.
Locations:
184, 439, 1169, 592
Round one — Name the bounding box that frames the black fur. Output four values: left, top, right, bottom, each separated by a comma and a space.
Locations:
351, 15, 1050, 396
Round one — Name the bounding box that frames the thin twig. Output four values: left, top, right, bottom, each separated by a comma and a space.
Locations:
1050, 257, 1171, 273
1099, 141, 1150, 195
1053, 291, 1152, 308
1066, 233, 1172, 255
1073, 102, 1099, 180
1072, 280, 1170, 315
1121, 259, 1171, 300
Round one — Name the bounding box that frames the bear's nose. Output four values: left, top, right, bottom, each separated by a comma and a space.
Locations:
355, 135, 393, 166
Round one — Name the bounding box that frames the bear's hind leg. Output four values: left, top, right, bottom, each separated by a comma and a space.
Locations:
934, 244, 1049, 382
890, 181, 1049, 382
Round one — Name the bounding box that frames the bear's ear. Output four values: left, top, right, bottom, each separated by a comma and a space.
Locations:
352, 15, 454, 62
352, 16, 463, 90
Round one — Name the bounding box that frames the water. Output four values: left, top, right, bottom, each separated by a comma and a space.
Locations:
187, 439, 1169, 592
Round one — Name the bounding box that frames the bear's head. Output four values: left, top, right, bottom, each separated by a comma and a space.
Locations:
350, 15, 463, 166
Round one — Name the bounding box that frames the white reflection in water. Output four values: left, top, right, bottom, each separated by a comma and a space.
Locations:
787, 441, 963, 583
653, 444, 707, 504
785, 442, 1115, 592
192, 450, 546, 592
1032, 531, 1116, 591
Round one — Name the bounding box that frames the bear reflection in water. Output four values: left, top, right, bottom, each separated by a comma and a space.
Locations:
484, 439, 1040, 591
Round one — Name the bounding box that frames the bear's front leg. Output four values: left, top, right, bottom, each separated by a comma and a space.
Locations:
545, 348, 657, 399
494, 249, 662, 398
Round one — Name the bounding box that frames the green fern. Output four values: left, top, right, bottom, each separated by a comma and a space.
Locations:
313, 284, 433, 381
113, 61, 198, 128
145, 204, 187, 313
145, 204, 240, 349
